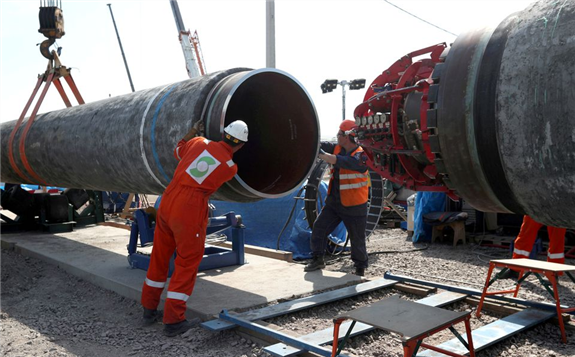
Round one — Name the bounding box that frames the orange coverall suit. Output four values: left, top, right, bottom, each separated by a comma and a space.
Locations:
141, 136, 237, 324
512, 215, 566, 264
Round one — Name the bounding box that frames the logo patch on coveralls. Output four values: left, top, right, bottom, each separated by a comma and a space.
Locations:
186, 150, 221, 184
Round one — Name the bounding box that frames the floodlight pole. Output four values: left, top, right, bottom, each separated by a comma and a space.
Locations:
322, 78, 364, 121
340, 80, 349, 120
266, 0, 276, 68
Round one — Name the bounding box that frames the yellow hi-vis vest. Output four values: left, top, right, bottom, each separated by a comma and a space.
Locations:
328, 145, 369, 207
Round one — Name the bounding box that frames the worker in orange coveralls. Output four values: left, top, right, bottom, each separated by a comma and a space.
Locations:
502, 215, 566, 280
513, 215, 566, 263
141, 119, 248, 337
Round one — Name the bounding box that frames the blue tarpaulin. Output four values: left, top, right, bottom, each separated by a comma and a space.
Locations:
209, 181, 346, 260
283, 181, 347, 259
211, 189, 306, 256
412, 192, 446, 243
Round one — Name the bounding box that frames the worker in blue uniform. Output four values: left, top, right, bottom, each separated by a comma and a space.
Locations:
305, 119, 370, 276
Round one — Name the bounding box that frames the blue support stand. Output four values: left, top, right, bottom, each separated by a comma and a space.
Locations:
127, 210, 245, 276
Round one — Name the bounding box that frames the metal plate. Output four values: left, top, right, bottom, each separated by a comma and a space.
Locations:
336, 295, 469, 340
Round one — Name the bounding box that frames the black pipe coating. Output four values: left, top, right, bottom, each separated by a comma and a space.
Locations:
436, 0, 575, 227
1, 68, 320, 203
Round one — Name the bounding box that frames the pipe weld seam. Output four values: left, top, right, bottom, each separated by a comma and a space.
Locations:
139, 85, 172, 189
151, 84, 178, 184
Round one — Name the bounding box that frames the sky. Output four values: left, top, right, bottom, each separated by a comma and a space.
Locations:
1, 0, 536, 139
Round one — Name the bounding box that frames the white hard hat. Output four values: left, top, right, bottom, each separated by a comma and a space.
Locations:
224, 120, 249, 143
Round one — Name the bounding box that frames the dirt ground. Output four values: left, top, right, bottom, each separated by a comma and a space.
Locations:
0, 247, 266, 357
2, 227, 575, 357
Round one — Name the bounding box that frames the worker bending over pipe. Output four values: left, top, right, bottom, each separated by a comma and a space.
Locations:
140, 119, 249, 337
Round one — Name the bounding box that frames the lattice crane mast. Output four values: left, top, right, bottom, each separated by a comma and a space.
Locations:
190, 30, 206, 76
169, 0, 206, 78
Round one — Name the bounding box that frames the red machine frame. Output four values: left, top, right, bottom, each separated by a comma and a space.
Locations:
353, 43, 456, 199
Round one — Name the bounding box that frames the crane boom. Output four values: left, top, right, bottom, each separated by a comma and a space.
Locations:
191, 30, 206, 76
169, 0, 201, 78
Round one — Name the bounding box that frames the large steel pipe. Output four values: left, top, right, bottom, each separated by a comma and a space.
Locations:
436, 0, 575, 227
1, 68, 320, 202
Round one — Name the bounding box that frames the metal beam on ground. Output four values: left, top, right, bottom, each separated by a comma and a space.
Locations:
418, 309, 555, 356
220, 310, 345, 357
201, 278, 397, 331
384, 272, 573, 314
264, 291, 467, 357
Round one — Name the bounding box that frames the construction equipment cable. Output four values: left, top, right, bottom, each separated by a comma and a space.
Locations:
275, 186, 306, 250
382, 0, 457, 37
297, 243, 430, 267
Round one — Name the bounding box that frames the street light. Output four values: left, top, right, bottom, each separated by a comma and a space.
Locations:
321, 78, 366, 120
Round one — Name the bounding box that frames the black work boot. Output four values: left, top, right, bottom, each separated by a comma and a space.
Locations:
354, 267, 365, 277
163, 317, 201, 337
304, 255, 326, 272
143, 308, 162, 326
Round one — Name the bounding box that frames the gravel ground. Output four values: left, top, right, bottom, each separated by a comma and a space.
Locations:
2, 227, 575, 357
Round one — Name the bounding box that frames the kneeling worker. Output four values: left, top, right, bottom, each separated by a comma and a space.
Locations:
305, 119, 369, 276
141, 119, 248, 336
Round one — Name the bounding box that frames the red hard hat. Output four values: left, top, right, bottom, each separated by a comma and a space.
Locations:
339, 119, 356, 134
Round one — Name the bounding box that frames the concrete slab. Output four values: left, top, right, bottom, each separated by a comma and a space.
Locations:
1, 224, 360, 320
